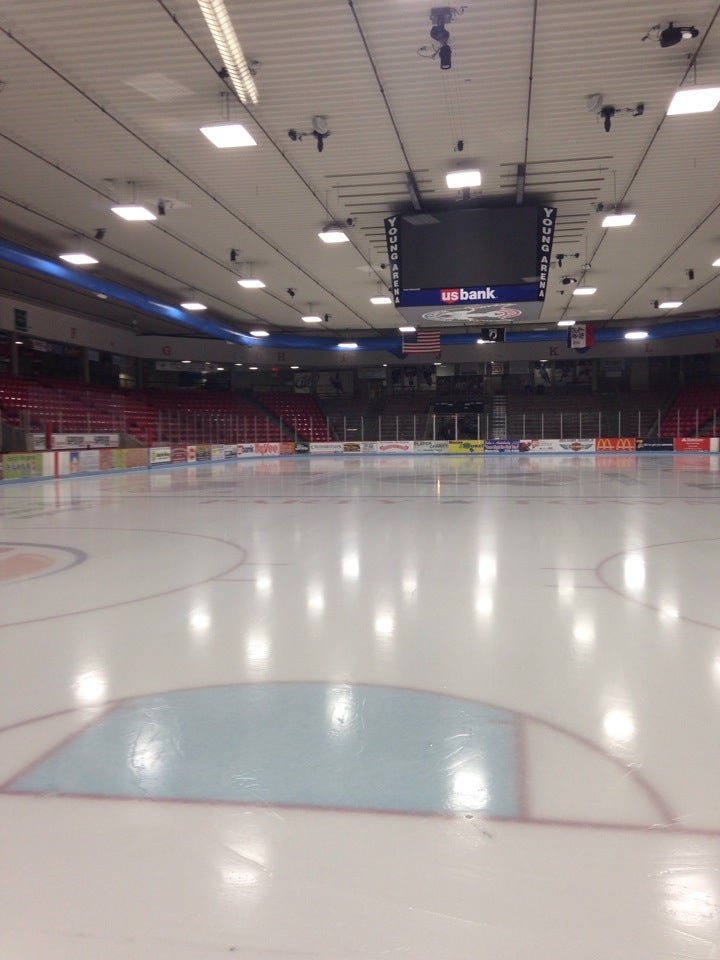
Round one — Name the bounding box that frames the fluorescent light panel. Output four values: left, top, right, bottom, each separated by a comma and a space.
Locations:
111, 205, 157, 221
446, 169, 482, 189
399, 326, 416, 332
302, 315, 323, 323
713, 257, 720, 267
370, 295, 392, 304
250, 329, 270, 337
625, 330, 648, 340
180, 301, 206, 311
59, 253, 98, 265
318, 227, 349, 243
237, 278, 265, 288
667, 87, 720, 115
200, 123, 256, 148
557, 319, 575, 327
338, 342, 358, 349
602, 212, 636, 227
196, 0, 258, 104
659, 300, 683, 309
573, 287, 597, 296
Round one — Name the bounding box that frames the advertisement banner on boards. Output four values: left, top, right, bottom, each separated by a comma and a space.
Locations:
149, 447, 171, 465
449, 440, 485, 454
343, 441, 378, 454
595, 437, 637, 452
51, 433, 120, 450
518, 438, 565, 453
99, 449, 125, 471
674, 437, 711, 452
211, 445, 226, 461
223, 445, 237, 458
63, 450, 100, 473
414, 440, 449, 453
195, 444, 211, 461
557, 439, 595, 453
636, 438, 674, 451
237, 444, 256, 458
310, 442, 344, 455
485, 439, 520, 453
295, 442, 310, 455
255, 442, 280, 456
3, 453, 43, 478
279, 443, 295, 456
171, 446, 188, 462
377, 441, 414, 454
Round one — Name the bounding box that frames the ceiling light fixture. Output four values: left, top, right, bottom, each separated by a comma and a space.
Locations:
318, 224, 350, 244
200, 123, 256, 148
111, 204, 157, 221
370, 295, 392, 304
602, 211, 636, 227
337, 342, 358, 350
399, 326, 416, 333
659, 300, 683, 309
196, 0, 258, 104
645, 22, 700, 47
573, 287, 597, 296
446, 168, 481, 189
302, 315, 323, 323
238, 278, 265, 288
713, 257, 720, 267
625, 330, 648, 340
667, 86, 720, 115
558, 319, 576, 327
181, 301, 207, 311
59, 252, 99, 265
250, 329, 270, 337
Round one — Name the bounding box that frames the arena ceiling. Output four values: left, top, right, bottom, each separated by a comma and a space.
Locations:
1, 0, 720, 345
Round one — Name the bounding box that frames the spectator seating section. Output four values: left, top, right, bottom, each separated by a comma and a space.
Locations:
659, 385, 720, 437
255, 392, 332, 441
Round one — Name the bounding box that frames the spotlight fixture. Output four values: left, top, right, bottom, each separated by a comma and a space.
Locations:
196, 0, 258, 104
59, 252, 99, 265
560, 276, 577, 286
687, 268, 695, 280
667, 87, 720, 115
287, 116, 331, 152
446, 168, 481, 189
602, 210, 636, 227
94, 228, 106, 241
601, 105, 615, 132
594, 102, 644, 131
644, 22, 700, 47
318, 224, 349, 243
428, 7, 462, 71
438, 43, 452, 70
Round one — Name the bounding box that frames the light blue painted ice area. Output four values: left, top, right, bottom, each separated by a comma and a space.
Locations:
8, 683, 519, 815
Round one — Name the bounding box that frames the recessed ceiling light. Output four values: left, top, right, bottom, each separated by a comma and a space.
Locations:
111, 205, 157, 221
573, 287, 597, 296
338, 342, 358, 349
250, 329, 270, 337
659, 300, 683, 309
625, 330, 648, 340
200, 123, 256, 148
234, 362, 243, 366
301, 315, 323, 323
249, 366, 258, 370
237, 278, 265, 288
399, 326, 416, 333
180, 301, 207, 311
446, 169, 482, 189
318, 226, 349, 243
181, 360, 192, 364
370, 295, 392, 304
14, 340, 23, 345
667, 87, 720, 115
216, 366, 225, 371
59, 252, 99, 265
557, 319, 576, 326
291, 365, 299, 370
602, 212, 636, 227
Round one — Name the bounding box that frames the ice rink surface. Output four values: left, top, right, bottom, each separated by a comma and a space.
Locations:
1, 453, 719, 959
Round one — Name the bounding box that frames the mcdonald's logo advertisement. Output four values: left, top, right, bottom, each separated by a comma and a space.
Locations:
594, 437, 637, 452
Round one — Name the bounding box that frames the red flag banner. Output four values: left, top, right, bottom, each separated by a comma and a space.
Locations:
568, 323, 595, 349
402, 329, 442, 356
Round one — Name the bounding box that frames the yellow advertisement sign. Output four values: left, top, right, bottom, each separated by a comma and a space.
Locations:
448, 440, 485, 454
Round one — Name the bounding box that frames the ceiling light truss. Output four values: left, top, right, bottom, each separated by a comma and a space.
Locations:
197, 0, 258, 104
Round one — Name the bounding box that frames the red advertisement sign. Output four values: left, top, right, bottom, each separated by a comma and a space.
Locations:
674, 437, 711, 452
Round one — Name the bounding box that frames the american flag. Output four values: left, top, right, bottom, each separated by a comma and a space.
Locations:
402, 328, 442, 356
